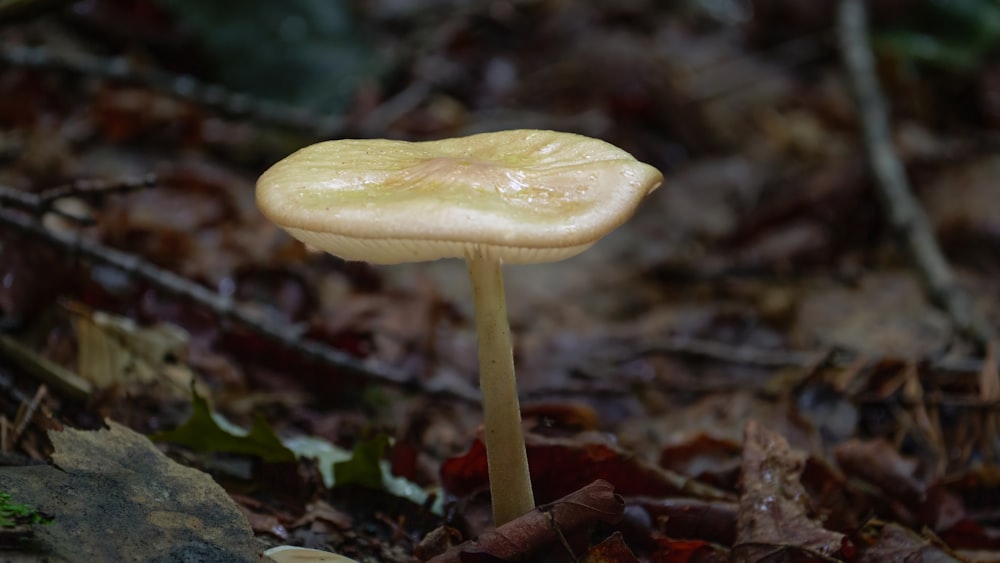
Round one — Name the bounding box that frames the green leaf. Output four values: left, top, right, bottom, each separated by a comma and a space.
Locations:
151, 391, 295, 463
332, 434, 389, 490
283, 434, 441, 512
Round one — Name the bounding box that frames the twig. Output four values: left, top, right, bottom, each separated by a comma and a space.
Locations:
631, 336, 823, 369
12, 385, 46, 445
0, 174, 157, 224
530, 337, 987, 401
837, 0, 997, 347
0, 44, 346, 138
32, 173, 157, 205
581, 335, 985, 376
0, 334, 92, 402
0, 208, 480, 404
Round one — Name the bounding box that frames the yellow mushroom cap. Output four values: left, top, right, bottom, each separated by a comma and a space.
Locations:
256, 129, 663, 264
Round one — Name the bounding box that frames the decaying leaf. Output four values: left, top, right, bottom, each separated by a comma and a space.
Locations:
423, 479, 624, 562
658, 432, 743, 490
734, 420, 851, 562
72, 302, 192, 393
649, 536, 729, 563
633, 496, 738, 545
834, 438, 925, 502
441, 434, 730, 506
834, 438, 976, 539
792, 273, 952, 360
855, 520, 962, 563
0, 421, 260, 561
585, 531, 639, 562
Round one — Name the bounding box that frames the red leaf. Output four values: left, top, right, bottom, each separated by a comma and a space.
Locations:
650, 537, 715, 563
441, 434, 730, 505
586, 532, 640, 563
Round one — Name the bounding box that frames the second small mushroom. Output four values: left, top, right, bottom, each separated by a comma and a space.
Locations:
256, 129, 662, 526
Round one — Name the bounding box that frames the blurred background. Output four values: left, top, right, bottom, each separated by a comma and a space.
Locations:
2, 0, 1000, 560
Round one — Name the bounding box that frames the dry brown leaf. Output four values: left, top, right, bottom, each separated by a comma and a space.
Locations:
424, 479, 624, 563
734, 420, 850, 562
856, 520, 961, 563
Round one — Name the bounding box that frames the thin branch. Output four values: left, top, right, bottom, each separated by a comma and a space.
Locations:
0, 44, 346, 138
562, 336, 987, 399
0, 208, 479, 404
0, 334, 92, 402
630, 336, 823, 369
32, 173, 158, 205
0, 174, 156, 225
837, 0, 997, 347
631, 337, 989, 374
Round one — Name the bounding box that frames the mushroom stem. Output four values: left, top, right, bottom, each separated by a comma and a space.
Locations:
466, 253, 535, 526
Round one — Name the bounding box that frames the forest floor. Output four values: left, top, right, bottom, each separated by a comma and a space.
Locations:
1, 1, 999, 561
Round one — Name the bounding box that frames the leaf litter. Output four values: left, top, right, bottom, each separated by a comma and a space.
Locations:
1, 0, 1000, 561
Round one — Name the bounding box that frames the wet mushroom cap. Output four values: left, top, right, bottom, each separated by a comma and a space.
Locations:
256, 129, 663, 264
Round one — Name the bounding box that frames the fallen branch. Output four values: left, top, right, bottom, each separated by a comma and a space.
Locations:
0, 208, 479, 404
837, 0, 997, 347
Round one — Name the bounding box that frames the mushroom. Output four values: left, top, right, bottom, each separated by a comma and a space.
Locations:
264, 545, 360, 562
256, 129, 662, 525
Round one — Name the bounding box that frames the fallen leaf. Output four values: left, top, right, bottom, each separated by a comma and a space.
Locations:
834, 438, 924, 500
855, 520, 961, 563
650, 536, 728, 563
414, 525, 462, 561
151, 389, 296, 463
290, 500, 353, 530
792, 273, 952, 359
426, 479, 624, 563
734, 420, 850, 562
834, 439, 979, 540
0, 421, 260, 561
333, 433, 390, 490
633, 497, 737, 545
239, 506, 289, 540
586, 531, 639, 562
942, 464, 1000, 524
71, 302, 192, 393
284, 434, 436, 509
658, 433, 742, 491
522, 402, 601, 434
441, 434, 730, 506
